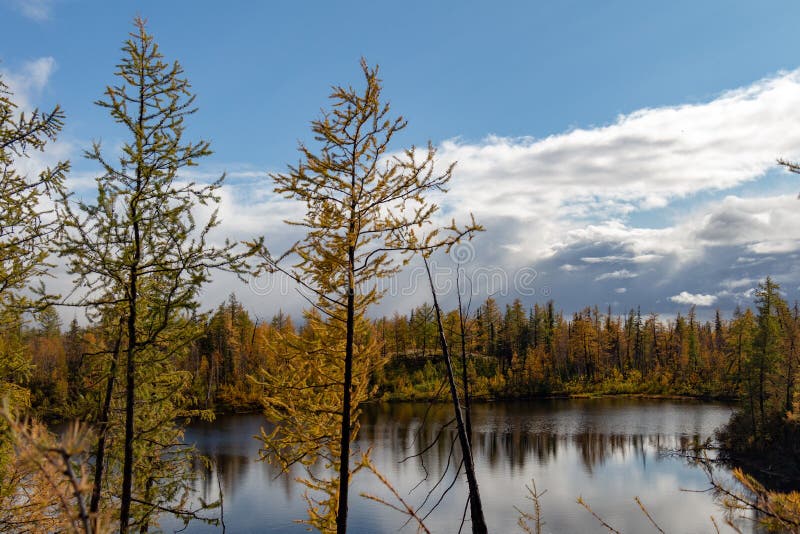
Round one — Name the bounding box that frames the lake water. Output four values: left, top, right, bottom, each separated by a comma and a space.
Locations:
162, 398, 759, 533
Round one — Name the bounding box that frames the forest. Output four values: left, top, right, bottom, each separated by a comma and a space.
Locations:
1, 17, 800, 534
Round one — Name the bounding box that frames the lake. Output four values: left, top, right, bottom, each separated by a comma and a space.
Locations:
162, 398, 758, 533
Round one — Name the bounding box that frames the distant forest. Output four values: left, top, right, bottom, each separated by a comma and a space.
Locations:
25, 279, 795, 432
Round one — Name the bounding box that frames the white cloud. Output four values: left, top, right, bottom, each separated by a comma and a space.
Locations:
202, 67, 800, 316
540, 193, 800, 277
8, 0, 56, 21
614, 287, 627, 294
582, 256, 630, 264
581, 254, 662, 264
669, 292, 718, 307
749, 240, 800, 254
1, 57, 57, 110
720, 277, 759, 290
595, 269, 638, 281
425, 69, 800, 266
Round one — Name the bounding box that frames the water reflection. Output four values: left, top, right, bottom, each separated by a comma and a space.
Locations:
360, 400, 715, 476
165, 399, 756, 533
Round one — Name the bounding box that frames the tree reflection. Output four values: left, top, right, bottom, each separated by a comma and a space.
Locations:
358, 402, 712, 477
179, 403, 724, 526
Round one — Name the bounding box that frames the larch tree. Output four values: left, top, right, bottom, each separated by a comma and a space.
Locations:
56, 19, 238, 532
254, 59, 480, 533
750, 277, 785, 437
0, 71, 68, 473
0, 66, 70, 532
256, 309, 381, 532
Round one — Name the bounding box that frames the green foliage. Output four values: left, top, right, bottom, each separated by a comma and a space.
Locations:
749, 278, 785, 434
0, 74, 68, 311
55, 18, 237, 532
0, 67, 68, 494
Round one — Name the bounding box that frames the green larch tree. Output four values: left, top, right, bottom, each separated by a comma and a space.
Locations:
0, 73, 68, 310
56, 19, 238, 532
0, 69, 68, 479
750, 277, 785, 436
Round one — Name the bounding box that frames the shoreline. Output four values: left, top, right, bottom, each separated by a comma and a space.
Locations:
203, 391, 739, 417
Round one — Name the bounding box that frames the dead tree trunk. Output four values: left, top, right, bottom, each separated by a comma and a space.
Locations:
423, 256, 487, 534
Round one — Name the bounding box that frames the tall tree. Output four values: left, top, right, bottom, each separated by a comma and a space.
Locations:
256, 59, 479, 533
750, 277, 785, 436
57, 19, 236, 532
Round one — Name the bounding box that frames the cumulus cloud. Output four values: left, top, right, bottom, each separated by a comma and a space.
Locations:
582, 255, 661, 264
669, 292, 718, 307
439, 69, 800, 217
422, 69, 800, 267
195, 67, 800, 318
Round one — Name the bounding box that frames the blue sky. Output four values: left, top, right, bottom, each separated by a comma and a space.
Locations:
4, 0, 800, 321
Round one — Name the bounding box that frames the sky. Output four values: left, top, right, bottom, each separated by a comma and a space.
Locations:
4, 0, 800, 323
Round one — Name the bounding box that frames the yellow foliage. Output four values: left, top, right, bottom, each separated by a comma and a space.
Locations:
254, 312, 384, 532
0, 410, 112, 533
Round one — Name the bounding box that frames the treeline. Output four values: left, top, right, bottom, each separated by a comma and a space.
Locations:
22, 280, 798, 427
378, 295, 760, 400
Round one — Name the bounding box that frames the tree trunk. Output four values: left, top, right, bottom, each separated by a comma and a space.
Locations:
456, 274, 472, 443
424, 257, 487, 534
90, 319, 124, 514
336, 244, 355, 534
120, 90, 144, 530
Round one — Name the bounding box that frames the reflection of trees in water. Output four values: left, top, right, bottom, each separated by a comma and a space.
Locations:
190, 453, 249, 502
573, 432, 643, 473
181, 408, 713, 509
475, 431, 707, 473
217, 454, 249, 499
181, 415, 307, 505
190, 451, 300, 504
190, 456, 214, 502
361, 403, 464, 479
473, 431, 565, 471
359, 405, 709, 477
